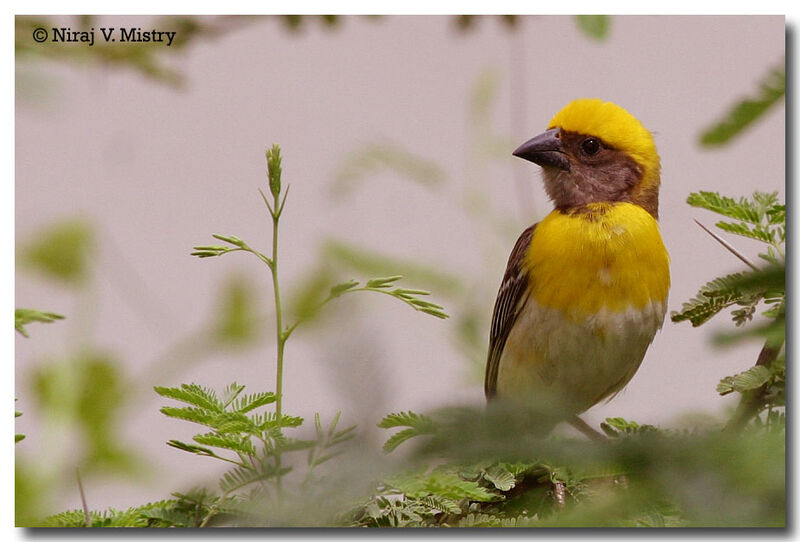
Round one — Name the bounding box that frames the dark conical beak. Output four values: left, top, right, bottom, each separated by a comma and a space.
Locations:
512, 128, 570, 171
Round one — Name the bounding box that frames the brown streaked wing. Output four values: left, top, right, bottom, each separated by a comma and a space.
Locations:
484, 223, 536, 399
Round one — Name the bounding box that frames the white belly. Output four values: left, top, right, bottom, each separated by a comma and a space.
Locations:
496, 298, 666, 415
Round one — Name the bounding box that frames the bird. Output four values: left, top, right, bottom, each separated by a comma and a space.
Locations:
485, 98, 670, 438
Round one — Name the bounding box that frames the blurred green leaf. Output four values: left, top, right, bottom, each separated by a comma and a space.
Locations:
32, 352, 136, 472
322, 239, 463, 297
700, 63, 785, 147
454, 15, 476, 31
15, 459, 51, 527
469, 67, 515, 159
15, 309, 65, 337
452, 15, 519, 33
214, 275, 259, 345
574, 15, 610, 41
469, 67, 499, 123
19, 219, 93, 285
279, 14, 346, 33
333, 142, 446, 196
286, 270, 337, 326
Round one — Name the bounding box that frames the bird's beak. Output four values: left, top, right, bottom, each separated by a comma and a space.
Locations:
512, 128, 570, 171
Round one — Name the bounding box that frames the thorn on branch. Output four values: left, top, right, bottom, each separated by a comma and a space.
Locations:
694, 219, 758, 271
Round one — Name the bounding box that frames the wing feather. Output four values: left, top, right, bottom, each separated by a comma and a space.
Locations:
484, 224, 536, 399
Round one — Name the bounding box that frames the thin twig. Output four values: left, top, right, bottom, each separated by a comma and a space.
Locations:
568, 415, 606, 441
694, 219, 758, 271
76, 468, 91, 528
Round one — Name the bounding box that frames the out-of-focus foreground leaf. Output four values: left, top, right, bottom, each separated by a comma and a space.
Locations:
31, 351, 137, 472
333, 142, 446, 196
214, 274, 260, 346
700, 63, 785, 147
574, 15, 610, 41
19, 219, 93, 285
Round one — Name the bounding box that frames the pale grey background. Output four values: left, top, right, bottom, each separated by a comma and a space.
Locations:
15, 15, 785, 511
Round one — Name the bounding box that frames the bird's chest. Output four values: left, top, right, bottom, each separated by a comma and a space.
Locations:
524, 205, 670, 320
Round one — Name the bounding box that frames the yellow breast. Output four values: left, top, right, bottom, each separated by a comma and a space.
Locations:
525, 202, 670, 320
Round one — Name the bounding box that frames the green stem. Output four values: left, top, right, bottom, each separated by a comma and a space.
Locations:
269, 202, 286, 501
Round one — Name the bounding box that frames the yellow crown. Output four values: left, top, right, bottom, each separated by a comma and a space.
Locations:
548, 98, 660, 187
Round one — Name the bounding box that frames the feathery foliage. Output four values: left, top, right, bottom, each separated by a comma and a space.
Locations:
672, 190, 784, 428
377, 411, 438, 453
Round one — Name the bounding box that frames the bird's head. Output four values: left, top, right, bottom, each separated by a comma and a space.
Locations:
513, 98, 661, 218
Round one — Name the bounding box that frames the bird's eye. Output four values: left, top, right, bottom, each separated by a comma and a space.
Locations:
581, 138, 601, 155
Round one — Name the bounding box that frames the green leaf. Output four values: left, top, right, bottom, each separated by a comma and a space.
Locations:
574, 15, 610, 40
231, 391, 277, 413
388, 469, 499, 502
670, 290, 750, 327
715, 221, 774, 243
717, 365, 772, 395
382, 428, 423, 454
731, 305, 758, 327
686, 191, 775, 224
166, 439, 219, 457
250, 411, 303, 432
483, 465, 517, 491
212, 411, 259, 434
700, 63, 784, 146
159, 406, 219, 428
221, 382, 245, 407
766, 204, 785, 225
15, 308, 65, 337
600, 417, 657, 437
155, 383, 223, 411
366, 275, 404, 289
378, 411, 434, 430
212, 233, 247, 248
723, 264, 784, 294
378, 411, 438, 453
193, 432, 255, 455
19, 219, 93, 284
416, 495, 462, 515
670, 267, 781, 328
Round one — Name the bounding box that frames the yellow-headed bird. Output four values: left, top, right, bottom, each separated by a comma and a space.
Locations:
485, 99, 670, 436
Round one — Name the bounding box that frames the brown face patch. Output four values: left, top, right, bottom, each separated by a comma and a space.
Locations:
540, 130, 659, 218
